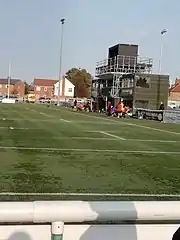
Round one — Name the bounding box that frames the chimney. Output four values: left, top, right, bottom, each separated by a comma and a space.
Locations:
175, 78, 180, 85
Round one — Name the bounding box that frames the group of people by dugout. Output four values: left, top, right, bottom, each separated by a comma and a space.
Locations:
71, 98, 130, 117
107, 100, 129, 118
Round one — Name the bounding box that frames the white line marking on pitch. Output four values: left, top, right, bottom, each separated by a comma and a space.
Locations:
3, 119, 59, 122
0, 127, 34, 130
0, 132, 176, 142
1, 119, 114, 124
0, 146, 179, 154
31, 108, 71, 123
0, 134, 173, 143
86, 131, 179, 143
40, 111, 70, 122
100, 131, 125, 140
40, 111, 49, 117
68, 110, 180, 136
54, 137, 115, 141
127, 139, 178, 143
41, 136, 180, 143
60, 118, 71, 123
0, 192, 179, 197
74, 121, 114, 124
29, 108, 51, 117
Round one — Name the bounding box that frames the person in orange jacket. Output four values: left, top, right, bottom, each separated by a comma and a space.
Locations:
117, 101, 124, 118
122, 106, 129, 117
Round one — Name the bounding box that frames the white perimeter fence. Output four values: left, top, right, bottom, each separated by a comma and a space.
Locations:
135, 108, 180, 123
0, 201, 179, 240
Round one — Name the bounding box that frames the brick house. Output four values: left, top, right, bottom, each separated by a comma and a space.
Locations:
33, 79, 57, 99
169, 79, 180, 101
34, 77, 75, 99
0, 78, 25, 97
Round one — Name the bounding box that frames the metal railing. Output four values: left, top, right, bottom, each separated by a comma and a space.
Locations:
95, 55, 153, 76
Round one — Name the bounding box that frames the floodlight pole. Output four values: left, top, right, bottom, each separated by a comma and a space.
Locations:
7, 62, 11, 99
158, 29, 167, 74
57, 18, 65, 106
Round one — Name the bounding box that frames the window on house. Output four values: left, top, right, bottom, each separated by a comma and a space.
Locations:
36, 86, 40, 91
68, 88, 72, 92
5, 85, 8, 88
0, 84, 2, 88
44, 87, 47, 92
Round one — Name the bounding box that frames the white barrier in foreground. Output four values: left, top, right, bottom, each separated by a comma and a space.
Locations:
1, 201, 180, 223
0, 201, 179, 240
2, 224, 179, 240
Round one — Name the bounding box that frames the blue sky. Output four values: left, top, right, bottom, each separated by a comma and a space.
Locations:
0, 0, 179, 83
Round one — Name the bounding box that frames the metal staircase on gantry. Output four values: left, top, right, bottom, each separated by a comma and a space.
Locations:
111, 73, 122, 98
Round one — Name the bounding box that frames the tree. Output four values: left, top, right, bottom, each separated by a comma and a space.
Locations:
24, 81, 32, 95
66, 68, 92, 98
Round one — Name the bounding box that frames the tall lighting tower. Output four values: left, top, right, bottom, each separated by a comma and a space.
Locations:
57, 18, 65, 106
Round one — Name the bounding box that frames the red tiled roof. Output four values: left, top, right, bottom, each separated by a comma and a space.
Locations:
34, 79, 58, 86
176, 81, 180, 85
170, 82, 180, 92
0, 78, 21, 85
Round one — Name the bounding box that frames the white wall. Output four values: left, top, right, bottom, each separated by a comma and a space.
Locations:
64, 79, 74, 97
168, 100, 180, 107
0, 224, 178, 240
54, 78, 74, 97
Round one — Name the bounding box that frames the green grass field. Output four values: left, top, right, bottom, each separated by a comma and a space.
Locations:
0, 103, 180, 201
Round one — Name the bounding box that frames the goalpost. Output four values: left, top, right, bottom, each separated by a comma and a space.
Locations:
163, 109, 180, 123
